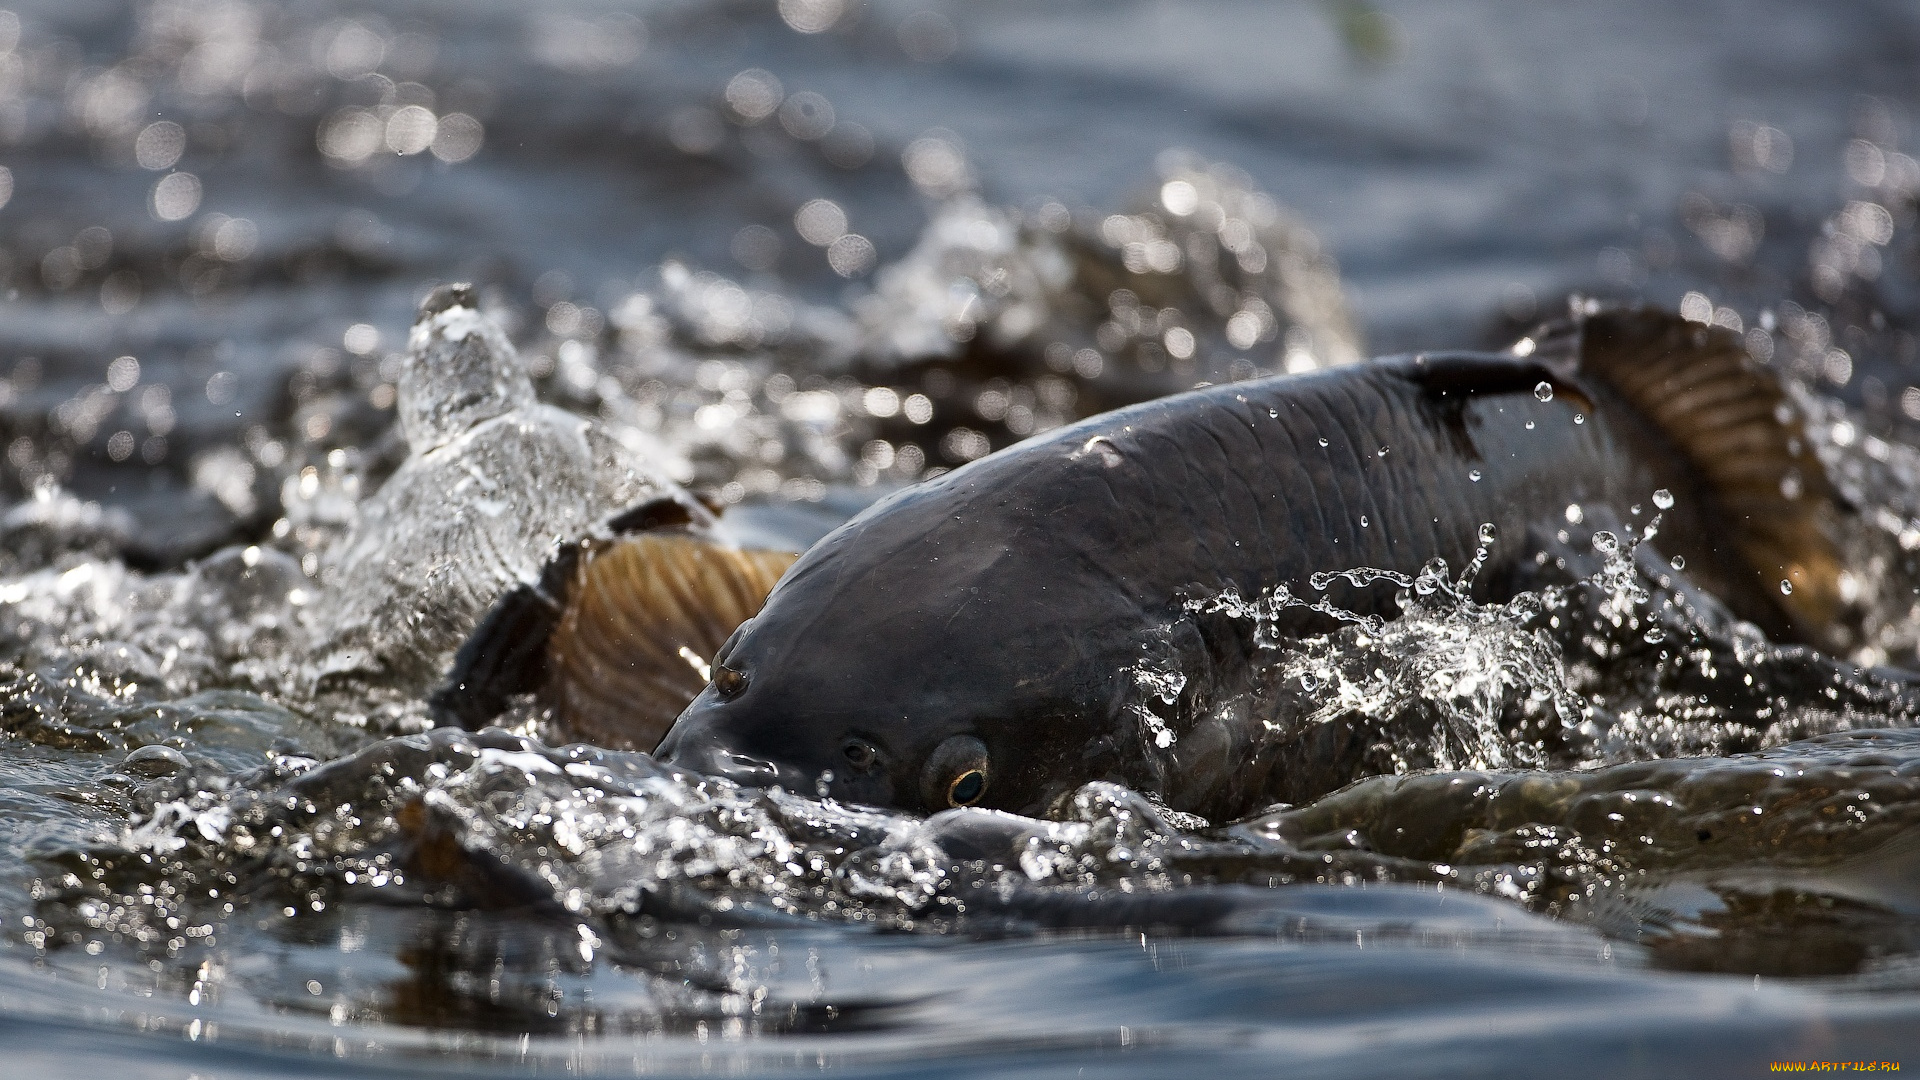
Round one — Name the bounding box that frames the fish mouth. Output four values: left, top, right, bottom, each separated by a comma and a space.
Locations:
654, 714, 807, 791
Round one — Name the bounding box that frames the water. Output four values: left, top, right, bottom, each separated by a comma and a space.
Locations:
2, 0, 1920, 1074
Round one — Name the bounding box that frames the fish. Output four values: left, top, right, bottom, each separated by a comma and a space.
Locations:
639, 307, 1850, 821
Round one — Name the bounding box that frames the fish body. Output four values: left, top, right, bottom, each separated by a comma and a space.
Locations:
648, 311, 1842, 820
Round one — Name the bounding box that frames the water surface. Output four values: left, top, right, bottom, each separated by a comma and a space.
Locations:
2, 0, 1920, 1075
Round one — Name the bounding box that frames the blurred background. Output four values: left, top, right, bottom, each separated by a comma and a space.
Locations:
0, 0, 1913, 571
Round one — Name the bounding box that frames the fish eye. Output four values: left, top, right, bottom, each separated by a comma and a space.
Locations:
712, 663, 748, 698
947, 769, 986, 806
921, 734, 989, 809
843, 739, 879, 770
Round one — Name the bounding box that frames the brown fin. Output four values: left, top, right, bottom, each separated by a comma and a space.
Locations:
545, 534, 797, 751
1566, 307, 1845, 635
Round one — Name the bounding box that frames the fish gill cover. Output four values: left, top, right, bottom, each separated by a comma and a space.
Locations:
0, 0, 1915, 1075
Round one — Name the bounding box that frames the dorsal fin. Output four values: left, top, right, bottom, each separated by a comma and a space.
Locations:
1404, 351, 1596, 414
1548, 307, 1845, 636
546, 534, 797, 751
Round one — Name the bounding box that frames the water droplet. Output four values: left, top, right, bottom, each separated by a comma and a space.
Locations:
1268, 408, 1278, 418
1525, 420, 1536, 430
1413, 557, 1447, 595
1377, 446, 1389, 457
1780, 579, 1793, 595
1468, 469, 1482, 482
1318, 438, 1329, 448
1592, 530, 1618, 555
125, 744, 190, 778
1565, 503, 1584, 525
1360, 515, 1369, 527
1652, 488, 1674, 509
1534, 380, 1554, 402
1478, 522, 1498, 545
1670, 554, 1685, 570
1644, 627, 1666, 643
1573, 414, 1585, 425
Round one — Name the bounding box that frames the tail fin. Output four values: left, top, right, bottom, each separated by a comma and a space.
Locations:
1537, 307, 1845, 636
546, 534, 795, 750
433, 495, 796, 750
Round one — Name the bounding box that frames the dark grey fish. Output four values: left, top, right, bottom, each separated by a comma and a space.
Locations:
645, 308, 1846, 821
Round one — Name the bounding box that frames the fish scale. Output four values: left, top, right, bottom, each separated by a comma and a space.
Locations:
1100, 362, 1633, 628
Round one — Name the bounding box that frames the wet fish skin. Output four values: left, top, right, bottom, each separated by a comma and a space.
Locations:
656, 315, 1819, 819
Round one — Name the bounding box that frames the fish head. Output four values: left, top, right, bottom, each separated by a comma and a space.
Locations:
654, 500, 1139, 815
655, 613, 1099, 815
659, 680, 996, 813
